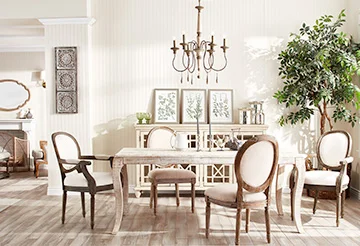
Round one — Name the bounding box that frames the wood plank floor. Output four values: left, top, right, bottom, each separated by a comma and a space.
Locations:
1, 172, 360, 245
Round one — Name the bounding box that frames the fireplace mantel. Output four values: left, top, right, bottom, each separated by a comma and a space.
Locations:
0, 119, 36, 160
0, 119, 34, 132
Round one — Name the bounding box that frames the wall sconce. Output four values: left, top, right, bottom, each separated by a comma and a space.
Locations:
31, 71, 46, 88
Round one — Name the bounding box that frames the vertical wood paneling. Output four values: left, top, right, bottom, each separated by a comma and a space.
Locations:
44, 23, 91, 192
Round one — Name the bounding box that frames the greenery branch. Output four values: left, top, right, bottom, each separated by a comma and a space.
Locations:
274, 10, 360, 134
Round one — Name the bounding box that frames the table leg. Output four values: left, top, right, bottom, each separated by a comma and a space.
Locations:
112, 158, 124, 235
276, 165, 285, 215
121, 164, 129, 215
292, 158, 305, 234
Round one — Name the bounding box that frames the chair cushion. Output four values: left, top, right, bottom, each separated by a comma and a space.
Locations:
148, 168, 196, 180
304, 170, 349, 186
64, 172, 113, 187
204, 183, 266, 203
32, 149, 44, 159
0, 150, 11, 160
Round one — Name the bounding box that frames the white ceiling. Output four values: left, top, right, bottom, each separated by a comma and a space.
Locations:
0, 18, 44, 52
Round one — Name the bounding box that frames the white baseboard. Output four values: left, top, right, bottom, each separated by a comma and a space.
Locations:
350, 187, 360, 200
129, 185, 135, 194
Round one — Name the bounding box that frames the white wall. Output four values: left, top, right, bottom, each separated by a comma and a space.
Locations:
2, 0, 360, 195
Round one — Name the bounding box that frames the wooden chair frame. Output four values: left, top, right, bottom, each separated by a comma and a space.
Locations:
147, 126, 196, 215
205, 135, 279, 245
302, 130, 352, 227
34, 140, 48, 178
52, 131, 114, 229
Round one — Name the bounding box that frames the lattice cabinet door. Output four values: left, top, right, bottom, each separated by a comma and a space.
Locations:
203, 163, 234, 186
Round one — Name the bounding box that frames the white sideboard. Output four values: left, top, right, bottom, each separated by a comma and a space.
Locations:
134, 124, 268, 198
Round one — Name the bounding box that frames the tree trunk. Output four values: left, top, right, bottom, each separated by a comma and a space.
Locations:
319, 101, 333, 135
320, 112, 326, 135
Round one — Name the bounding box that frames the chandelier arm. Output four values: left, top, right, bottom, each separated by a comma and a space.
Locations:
208, 53, 228, 72
181, 51, 190, 68
172, 54, 189, 73
202, 47, 212, 73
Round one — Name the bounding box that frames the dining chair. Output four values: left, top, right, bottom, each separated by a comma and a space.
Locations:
32, 140, 48, 178
205, 135, 279, 245
301, 130, 352, 227
147, 126, 196, 215
52, 131, 114, 229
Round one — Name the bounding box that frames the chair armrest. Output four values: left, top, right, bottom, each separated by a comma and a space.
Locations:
60, 159, 92, 174
80, 155, 113, 161
336, 158, 351, 192
60, 158, 92, 165
342, 156, 353, 164
79, 155, 114, 168
32, 149, 44, 160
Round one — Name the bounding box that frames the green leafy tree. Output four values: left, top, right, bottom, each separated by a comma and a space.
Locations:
274, 10, 360, 134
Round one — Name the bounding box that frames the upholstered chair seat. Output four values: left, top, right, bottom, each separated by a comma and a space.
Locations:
0, 150, 11, 160
148, 168, 196, 180
205, 183, 267, 203
64, 172, 113, 187
205, 135, 279, 245
305, 170, 350, 187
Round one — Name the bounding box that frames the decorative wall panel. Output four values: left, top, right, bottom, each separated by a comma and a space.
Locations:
55, 47, 77, 113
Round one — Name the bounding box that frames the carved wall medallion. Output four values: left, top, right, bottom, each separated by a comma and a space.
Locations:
55, 47, 77, 69
55, 47, 78, 113
56, 70, 76, 91
56, 91, 77, 113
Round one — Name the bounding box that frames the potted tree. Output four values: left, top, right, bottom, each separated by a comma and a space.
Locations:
274, 10, 360, 135
274, 10, 360, 199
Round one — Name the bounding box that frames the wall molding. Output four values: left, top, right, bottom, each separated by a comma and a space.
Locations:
38, 17, 96, 26
0, 46, 44, 53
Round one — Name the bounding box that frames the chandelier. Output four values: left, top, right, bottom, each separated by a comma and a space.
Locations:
171, 0, 229, 84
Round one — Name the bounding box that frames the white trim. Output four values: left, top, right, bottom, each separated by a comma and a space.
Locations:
350, 186, 360, 200
38, 17, 96, 26
129, 185, 135, 194
0, 46, 44, 53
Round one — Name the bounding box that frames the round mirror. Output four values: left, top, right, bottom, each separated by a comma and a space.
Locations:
0, 79, 30, 111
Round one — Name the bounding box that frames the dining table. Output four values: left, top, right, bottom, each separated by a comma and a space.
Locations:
111, 148, 306, 234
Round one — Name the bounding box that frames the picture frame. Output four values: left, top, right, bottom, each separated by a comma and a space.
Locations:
181, 89, 207, 123
154, 89, 179, 123
209, 89, 233, 123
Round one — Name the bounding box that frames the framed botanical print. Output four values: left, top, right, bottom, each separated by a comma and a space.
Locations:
181, 89, 206, 123
154, 89, 179, 123
209, 89, 233, 123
